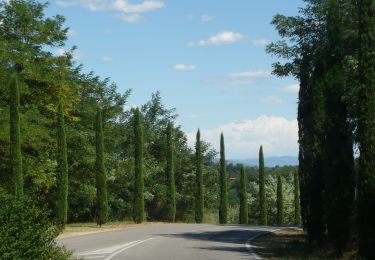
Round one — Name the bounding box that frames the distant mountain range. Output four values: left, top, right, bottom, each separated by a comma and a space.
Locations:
225, 156, 298, 167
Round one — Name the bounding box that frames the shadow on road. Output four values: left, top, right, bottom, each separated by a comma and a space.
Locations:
157, 227, 265, 255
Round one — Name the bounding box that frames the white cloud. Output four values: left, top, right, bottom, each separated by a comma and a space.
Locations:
200, 14, 214, 22
281, 83, 299, 93
186, 116, 298, 158
56, 0, 165, 23
188, 31, 245, 47
115, 13, 142, 23
67, 28, 78, 38
251, 38, 270, 46
207, 70, 272, 85
260, 96, 284, 104
101, 56, 113, 62
55, 48, 82, 60
174, 64, 196, 72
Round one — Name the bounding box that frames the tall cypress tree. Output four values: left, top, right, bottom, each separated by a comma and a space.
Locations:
323, 1, 355, 254
294, 171, 301, 226
195, 129, 204, 223
258, 146, 267, 225
56, 103, 69, 228
276, 174, 284, 225
133, 108, 144, 224
357, 0, 375, 257
239, 165, 248, 224
166, 122, 176, 222
95, 108, 108, 226
219, 133, 228, 224
10, 73, 23, 198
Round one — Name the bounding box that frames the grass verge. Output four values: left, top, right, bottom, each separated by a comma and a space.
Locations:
251, 228, 358, 259
59, 221, 165, 238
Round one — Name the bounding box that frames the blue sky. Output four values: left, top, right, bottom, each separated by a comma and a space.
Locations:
47, 0, 305, 159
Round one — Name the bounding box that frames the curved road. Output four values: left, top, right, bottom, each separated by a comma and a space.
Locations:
59, 224, 278, 260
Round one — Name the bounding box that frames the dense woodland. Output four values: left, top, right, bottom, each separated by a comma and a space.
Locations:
268, 0, 375, 258
0, 0, 298, 235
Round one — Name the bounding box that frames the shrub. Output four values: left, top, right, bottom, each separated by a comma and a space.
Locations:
0, 191, 72, 259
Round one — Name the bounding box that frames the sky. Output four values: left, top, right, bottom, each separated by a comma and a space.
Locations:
45, 0, 305, 159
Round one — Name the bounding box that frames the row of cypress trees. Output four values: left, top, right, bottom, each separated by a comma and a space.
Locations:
268, 0, 375, 257
195, 131, 300, 226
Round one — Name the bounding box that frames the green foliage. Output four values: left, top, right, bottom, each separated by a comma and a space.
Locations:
239, 165, 248, 224
294, 171, 301, 226
195, 129, 204, 223
0, 191, 71, 260
357, 0, 375, 258
276, 174, 284, 225
133, 108, 144, 223
259, 146, 267, 225
165, 122, 176, 222
56, 103, 68, 228
9, 73, 23, 198
219, 133, 228, 224
95, 108, 108, 225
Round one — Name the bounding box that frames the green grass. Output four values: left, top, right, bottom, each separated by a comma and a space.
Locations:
251, 229, 358, 259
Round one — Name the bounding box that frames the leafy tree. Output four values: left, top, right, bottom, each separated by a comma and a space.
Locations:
259, 146, 267, 225
219, 133, 228, 224
195, 129, 204, 223
239, 165, 248, 224
294, 170, 301, 226
357, 0, 375, 257
56, 103, 68, 228
165, 122, 176, 222
95, 108, 108, 225
133, 108, 144, 224
9, 73, 23, 198
276, 174, 284, 225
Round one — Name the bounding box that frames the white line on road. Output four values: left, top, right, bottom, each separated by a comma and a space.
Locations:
104, 237, 154, 260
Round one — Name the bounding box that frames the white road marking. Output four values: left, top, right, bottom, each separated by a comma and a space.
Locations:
79, 241, 140, 256
104, 237, 154, 260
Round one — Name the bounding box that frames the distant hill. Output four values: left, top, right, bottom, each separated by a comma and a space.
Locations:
226, 156, 298, 167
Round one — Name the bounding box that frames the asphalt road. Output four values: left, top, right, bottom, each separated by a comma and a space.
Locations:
58, 224, 278, 260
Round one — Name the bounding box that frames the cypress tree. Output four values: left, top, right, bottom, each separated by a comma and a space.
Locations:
323, 1, 355, 254
357, 0, 375, 257
239, 165, 248, 224
56, 103, 68, 228
133, 108, 144, 224
195, 129, 204, 223
276, 174, 284, 225
219, 133, 228, 224
258, 146, 267, 225
166, 122, 176, 222
10, 73, 23, 198
95, 108, 108, 226
294, 171, 301, 226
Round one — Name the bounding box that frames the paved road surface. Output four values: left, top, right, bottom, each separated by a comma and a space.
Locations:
58, 224, 278, 260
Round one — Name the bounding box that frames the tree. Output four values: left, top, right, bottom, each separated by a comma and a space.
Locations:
95, 108, 108, 225
277, 174, 284, 225
219, 133, 228, 224
56, 103, 68, 228
239, 165, 248, 224
259, 146, 267, 225
133, 108, 144, 224
357, 0, 375, 257
10, 73, 23, 198
195, 129, 204, 223
323, 1, 355, 254
165, 122, 176, 222
294, 171, 301, 226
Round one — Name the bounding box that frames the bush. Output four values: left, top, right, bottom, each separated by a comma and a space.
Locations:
0, 191, 72, 259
